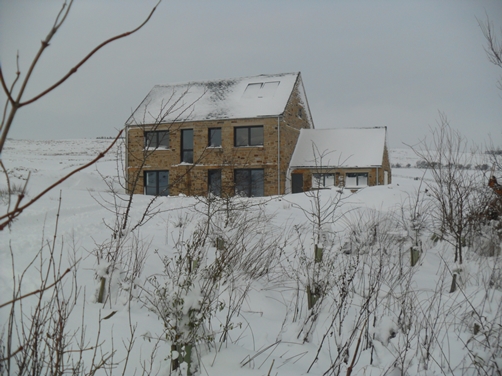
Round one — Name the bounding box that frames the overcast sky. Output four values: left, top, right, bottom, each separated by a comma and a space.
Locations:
1, 0, 501, 148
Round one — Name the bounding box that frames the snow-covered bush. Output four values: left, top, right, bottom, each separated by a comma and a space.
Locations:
145, 223, 219, 375
143, 195, 284, 374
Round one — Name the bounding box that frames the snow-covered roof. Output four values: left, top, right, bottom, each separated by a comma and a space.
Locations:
126, 72, 302, 125
289, 127, 387, 168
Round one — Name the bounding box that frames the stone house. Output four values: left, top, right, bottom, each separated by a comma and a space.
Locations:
125, 72, 314, 197
287, 127, 391, 193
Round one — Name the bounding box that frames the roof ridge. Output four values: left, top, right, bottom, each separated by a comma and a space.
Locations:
154, 72, 300, 88
303, 126, 386, 131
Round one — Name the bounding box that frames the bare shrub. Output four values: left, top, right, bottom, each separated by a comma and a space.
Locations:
409, 114, 486, 264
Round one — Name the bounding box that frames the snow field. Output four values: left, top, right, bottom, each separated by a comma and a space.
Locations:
1, 139, 501, 375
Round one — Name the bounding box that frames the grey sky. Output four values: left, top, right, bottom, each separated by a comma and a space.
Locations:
1, 0, 501, 148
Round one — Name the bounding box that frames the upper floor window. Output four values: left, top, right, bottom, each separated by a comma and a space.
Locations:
234, 126, 263, 147
145, 130, 169, 149
208, 128, 222, 147
181, 129, 194, 163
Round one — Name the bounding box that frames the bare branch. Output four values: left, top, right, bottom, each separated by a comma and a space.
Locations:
479, 15, 502, 68
0, 345, 23, 363
0, 65, 16, 105
0, 268, 71, 309
0, 0, 160, 155
20, 1, 160, 108
0, 1, 73, 154
1, 53, 21, 129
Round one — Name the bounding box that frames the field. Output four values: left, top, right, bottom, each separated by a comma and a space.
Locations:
1, 139, 501, 376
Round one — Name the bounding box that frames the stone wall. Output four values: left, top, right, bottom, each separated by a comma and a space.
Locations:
126, 79, 313, 196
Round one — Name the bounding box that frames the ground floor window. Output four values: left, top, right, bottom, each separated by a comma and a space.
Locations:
345, 172, 368, 187
234, 169, 264, 197
312, 173, 335, 188
144, 170, 169, 196
208, 169, 222, 196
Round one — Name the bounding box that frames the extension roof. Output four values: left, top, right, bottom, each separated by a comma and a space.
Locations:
126, 72, 310, 125
289, 127, 387, 168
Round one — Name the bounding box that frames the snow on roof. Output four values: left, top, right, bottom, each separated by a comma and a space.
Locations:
289, 127, 387, 168
126, 72, 300, 125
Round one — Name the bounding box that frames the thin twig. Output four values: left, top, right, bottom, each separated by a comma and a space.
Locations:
20, 1, 160, 108
0, 268, 70, 309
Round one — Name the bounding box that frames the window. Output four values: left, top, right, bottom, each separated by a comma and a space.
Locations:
345, 173, 368, 187
234, 169, 264, 197
312, 173, 335, 189
208, 128, 221, 147
144, 170, 169, 196
208, 169, 222, 196
181, 129, 193, 163
145, 131, 169, 149
242, 81, 280, 99
234, 126, 263, 147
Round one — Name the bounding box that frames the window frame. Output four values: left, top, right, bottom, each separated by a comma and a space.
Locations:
312, 173, 335, 189
234, 126, 264, 147
144, 170, 169, 196
242, 81, 280, 99
181, 129, 194, 163
208, 127, 222, 147
345, 172, 368, 187
234, 168, 264, 197
144, 130, 169, 150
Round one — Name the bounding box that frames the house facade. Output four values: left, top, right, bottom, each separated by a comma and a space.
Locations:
287, 127, 391, 193
125, 72, 314, 197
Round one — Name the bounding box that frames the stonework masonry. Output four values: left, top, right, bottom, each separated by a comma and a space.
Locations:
126, 79, 313, 197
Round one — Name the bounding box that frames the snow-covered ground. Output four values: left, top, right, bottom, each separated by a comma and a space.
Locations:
1, 139, 501, 375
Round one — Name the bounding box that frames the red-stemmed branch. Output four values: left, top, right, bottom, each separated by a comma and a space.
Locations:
0, 0, 160, 154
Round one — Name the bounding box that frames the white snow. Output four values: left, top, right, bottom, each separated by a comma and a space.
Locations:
1, 138, 501, 376
289, 127, 387, 168
126, 72, 300, 126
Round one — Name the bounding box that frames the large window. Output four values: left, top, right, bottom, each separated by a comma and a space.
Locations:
234, 126, 263, 147
208, 169, 222, 196
144, 170, 169, 196
208, 128, 222, 147
345, 172, 368, 187
312, 173, 335, 189
145, 131, 169, 149
234, 169, 264, 197
181, 129, 193, 163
